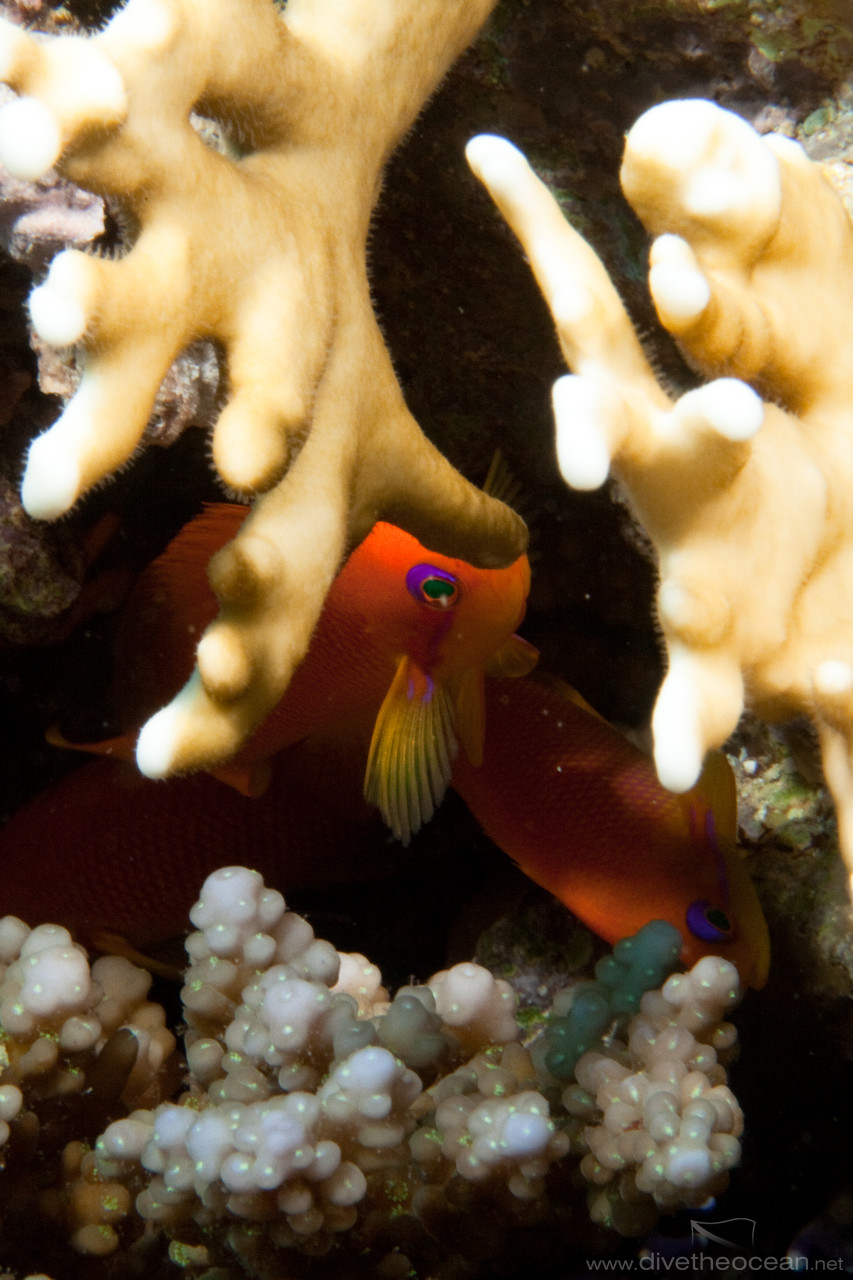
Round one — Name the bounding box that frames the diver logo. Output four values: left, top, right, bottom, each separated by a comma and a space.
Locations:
690, 1218, 757, 1251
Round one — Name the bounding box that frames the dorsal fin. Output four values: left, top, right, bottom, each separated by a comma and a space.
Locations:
482, 448, 522, 507
142, 502, 248, 598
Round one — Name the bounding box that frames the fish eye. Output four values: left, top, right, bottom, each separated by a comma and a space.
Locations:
406, 563, 460, 609
686, 899, 734, 943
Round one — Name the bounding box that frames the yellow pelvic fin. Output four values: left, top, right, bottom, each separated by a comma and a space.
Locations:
482, 448, 522, 508
485, 633, 540, 678
687, 750, 771, 990
520, 669, 609, 722
364, 655, 458, 846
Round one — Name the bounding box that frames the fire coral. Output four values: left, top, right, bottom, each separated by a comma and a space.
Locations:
0, 0, 525, 778
467, 100, 853, 892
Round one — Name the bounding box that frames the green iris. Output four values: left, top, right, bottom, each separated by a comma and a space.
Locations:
705, 906, 731, 933
422, 577, 456, 602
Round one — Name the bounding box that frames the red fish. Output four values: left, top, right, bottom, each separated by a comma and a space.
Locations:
452, 675, 769, 989
84, 504, 536, 841
3, 676, 768, 986
16, 505, 768, 986
0, 733, 393, 956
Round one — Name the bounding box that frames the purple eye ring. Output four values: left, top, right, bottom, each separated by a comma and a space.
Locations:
406, 563, 460, 609
686, 899, 734, 943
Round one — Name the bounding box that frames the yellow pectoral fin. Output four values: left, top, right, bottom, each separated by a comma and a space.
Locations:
364, 656, 458, 846
485, 633, 540, 679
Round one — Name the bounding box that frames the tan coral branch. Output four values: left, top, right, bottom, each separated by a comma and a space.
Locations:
467, 102, 853, 891
0, 0, 525, 776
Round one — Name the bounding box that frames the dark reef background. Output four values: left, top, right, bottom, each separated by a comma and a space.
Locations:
2, 0, 853, 1275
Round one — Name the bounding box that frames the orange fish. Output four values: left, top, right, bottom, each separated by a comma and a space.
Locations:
27, 505, 768, 986
453, 675, 770, 988
4, 675, 768, 986
77, 504, 535, 842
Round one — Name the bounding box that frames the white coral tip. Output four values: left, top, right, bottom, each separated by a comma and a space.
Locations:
649, 261, 710, 324
815, 660, 853, 697
502, 1109, 552, 1159
626, 100, 718, 169
106, 0, 174, 51
21, 431, 80, 520
135, 703, 183, 779
675, 379, 763, 444
553, 374, 612, 490
465, 133, 527, 193
700, 379, 764, 441
0, 97, 61, 180
29, 251, 91, 346
654, 733, 703, 795
665, 1143, 712, 1187
21, 944, 90, 1015
652, 662, 704, 794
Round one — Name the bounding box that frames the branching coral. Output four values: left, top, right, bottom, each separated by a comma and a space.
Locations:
0, 917, 174, 1107
0, 915, 175, 1256
0, 0, 525, 779
562, 956, 743, 1236
0, 866, 748, 1272
88, 870, 746, 1271
102, 865, 535, 1255
466, 101, 853, 889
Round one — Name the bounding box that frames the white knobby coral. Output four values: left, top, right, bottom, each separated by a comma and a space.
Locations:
2, 868, 747, 1261
0, 915, 173, 1104
563, 955, 743, 1234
